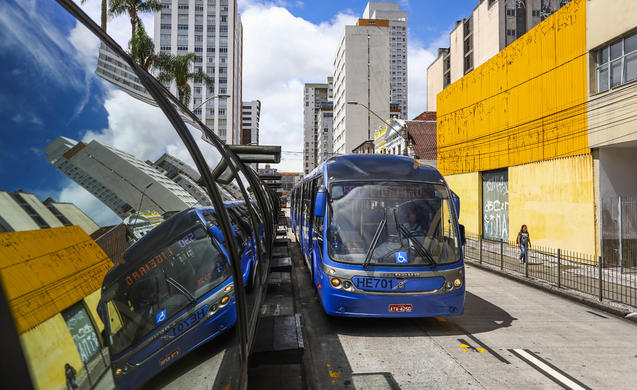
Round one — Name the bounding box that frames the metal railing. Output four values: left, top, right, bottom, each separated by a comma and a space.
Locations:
463, 233, 637, 309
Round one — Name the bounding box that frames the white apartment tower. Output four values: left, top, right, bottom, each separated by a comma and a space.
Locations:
333, 20, 390, 155
303, 82, 329, 173
44, 137, 199, 220
316, 102, 333, 165
363, 2, 408, 119
241, 100, 261, 145
155, 0, 243, 145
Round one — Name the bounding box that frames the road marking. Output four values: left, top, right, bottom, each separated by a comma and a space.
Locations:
509, 349, 591, 390
458, 338, 485, 353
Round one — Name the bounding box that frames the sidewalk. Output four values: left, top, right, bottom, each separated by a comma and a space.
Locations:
464, 238, 637, 311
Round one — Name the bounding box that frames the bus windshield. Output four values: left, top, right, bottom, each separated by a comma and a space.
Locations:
328, 181, 461, 266
102, 226, 231, 355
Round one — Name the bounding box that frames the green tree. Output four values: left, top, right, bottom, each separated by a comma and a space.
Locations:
109, 0, 162, 38
154, 53, 213, 104
80, 0, 108, 32
129, 25, 155, 70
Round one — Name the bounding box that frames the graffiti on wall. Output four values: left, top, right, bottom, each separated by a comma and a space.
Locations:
482, 170, 509, 241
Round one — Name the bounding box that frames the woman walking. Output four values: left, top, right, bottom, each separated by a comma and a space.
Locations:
516, 225, 530, 263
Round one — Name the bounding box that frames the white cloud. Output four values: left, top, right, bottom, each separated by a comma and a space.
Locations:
240, 3, 357, 171
407, 39, 437, 116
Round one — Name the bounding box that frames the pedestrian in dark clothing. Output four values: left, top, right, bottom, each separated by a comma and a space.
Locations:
516, 225, 530, 263
65, 363, 78, 390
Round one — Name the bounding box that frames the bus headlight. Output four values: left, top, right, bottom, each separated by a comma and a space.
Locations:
220, 296, 230, 305
445, 281, 453, 290
454, 278, 463, 288
224, 285, 233, 292
114, 368, 124, 376
343, 281, 353, 290
330, 277, 341, 288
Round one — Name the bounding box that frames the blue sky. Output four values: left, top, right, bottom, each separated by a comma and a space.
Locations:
0, 0, 480, 225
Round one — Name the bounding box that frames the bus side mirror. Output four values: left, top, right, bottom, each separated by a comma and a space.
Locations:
209, 225, 225, 243
459, 224, 466, 246
451, 190, 460, 218
314, 186, 326, 217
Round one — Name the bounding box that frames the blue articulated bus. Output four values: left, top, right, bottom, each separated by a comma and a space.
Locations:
291, 155, 466, 317
99, 203, 260, 390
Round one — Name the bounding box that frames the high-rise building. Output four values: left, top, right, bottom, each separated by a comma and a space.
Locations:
44, 137, 199, 220
0, 190, 99, 235
316, 102, 333, 165
427, 0, 570, 110
154, 0, 243, 144
302, 82, 329, 173
241, 100, 261, 145
154, 152, 201, 182
362, 2, 408, 119
332, 20, 390, 155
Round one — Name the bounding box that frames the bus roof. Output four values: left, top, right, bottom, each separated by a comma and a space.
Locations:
317, 155, 444, 183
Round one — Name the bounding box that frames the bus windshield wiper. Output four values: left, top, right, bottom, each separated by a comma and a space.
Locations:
362, 212, 387, 269
394, 215, 436, 267
166, 277, 196, 305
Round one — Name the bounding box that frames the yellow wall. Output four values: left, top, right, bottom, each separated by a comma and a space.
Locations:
0, 226, 112, 333
437, 0, 589, 175
20, 314, 84, 390
445, 172, 481, 236
509, 154, 596, 256
84, 289, 105, 335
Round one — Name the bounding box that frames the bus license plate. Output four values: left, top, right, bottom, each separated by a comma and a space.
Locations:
388, 304, 412, 313
166, 305, 209, 338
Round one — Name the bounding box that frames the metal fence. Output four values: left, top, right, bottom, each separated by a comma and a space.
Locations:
463, 233, 637, 309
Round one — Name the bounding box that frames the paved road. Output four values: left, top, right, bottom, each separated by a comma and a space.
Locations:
291, 241, 637, 389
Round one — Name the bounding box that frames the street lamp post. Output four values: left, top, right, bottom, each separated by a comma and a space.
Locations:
347, 101, 407, 156
193, 93, 231, 112
131, 182, 153, 227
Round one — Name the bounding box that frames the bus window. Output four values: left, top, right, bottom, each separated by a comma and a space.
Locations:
106, 301, 123, 335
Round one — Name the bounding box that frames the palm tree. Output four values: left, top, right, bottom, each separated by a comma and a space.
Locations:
80, 0, 108, 32
109, 0, 162, 38
154, 53, 214, 105
129, 25, 155, 70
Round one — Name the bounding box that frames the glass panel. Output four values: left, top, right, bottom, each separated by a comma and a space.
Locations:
624, 52, 637, 83
625, 32, 637, 54
327, 182, 461, 266
598, 64, 609, 92
610, 40, 623, 60
0, 1, 242, 388
610, 59, 623, 88
597, 46, 609, 65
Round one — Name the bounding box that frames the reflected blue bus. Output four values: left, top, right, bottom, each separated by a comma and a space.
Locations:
98, 204, 259, 390
290, 155, 466, 317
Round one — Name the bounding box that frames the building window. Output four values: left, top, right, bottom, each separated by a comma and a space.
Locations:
506, 29, 516, 37
597, 31, 637, 93
532, 10, 541, 17
506, 9, 515, 16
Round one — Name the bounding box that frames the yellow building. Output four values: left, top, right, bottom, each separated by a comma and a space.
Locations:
435, 0, 637, 262
0, 226, 113, 389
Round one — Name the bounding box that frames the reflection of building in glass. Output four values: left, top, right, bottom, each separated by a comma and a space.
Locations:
154, 0, 243, 144
241, 100, 261, 145
0, 226, 112, 390
44, 137, 199, 220
122, 212, 166, 239
0, 190, 99, 235
153, 153, 201, 181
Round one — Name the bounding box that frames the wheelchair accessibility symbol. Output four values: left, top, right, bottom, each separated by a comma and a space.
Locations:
395, 251, 408, 264
156, 309, 167, 324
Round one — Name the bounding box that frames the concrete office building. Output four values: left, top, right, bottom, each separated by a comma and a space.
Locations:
303, 82, 329, 173
0, 191, 99, 235
317, 102, 334, 165
333, 19, 390, 155
363, 2, 408, 119
155, 0, 243, 144
44, 137, 199, 220
241, 100, 261, 145
427, 0, 570, 111
154, 152, 201, 181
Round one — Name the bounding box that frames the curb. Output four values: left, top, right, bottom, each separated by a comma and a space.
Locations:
466, 260, 637, 324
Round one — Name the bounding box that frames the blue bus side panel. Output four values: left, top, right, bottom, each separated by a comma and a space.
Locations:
114, 302, 237, 390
